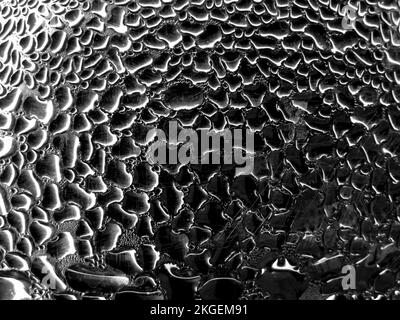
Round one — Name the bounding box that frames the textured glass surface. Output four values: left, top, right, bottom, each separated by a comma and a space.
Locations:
0, 0, 399, 301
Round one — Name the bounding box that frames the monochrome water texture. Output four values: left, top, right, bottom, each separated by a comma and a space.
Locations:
0, 0, 399, 300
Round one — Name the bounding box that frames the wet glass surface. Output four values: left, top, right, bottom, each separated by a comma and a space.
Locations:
0, 0, 399, 300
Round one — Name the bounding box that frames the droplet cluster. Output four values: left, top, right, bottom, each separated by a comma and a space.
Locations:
0, 0, 400, 300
